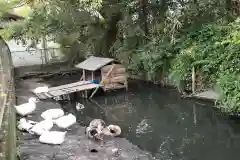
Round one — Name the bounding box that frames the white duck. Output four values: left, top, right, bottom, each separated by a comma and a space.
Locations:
29, 119, 54, 135
54, 113, 76, 129
39, 131, 67, 145
41, 108, 64, 120
106, 125, 122, 137
33, 86, 49, 93
15, 97, 39, 116
17, 118, 37, 132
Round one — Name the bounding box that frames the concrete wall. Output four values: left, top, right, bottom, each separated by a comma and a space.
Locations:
0, 37, 17, 160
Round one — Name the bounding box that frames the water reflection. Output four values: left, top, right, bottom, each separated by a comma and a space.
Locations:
50, 80, 240, 160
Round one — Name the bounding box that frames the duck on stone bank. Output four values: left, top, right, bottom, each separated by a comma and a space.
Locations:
85, 119, 122, 141
15, 97, 39, 116
106, 124, 122, 137
85, 119, 106, 140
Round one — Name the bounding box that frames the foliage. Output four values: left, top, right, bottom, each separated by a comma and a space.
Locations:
170, 18, 240, 113
0, 0, 19, 16
3, 0, 240, 113
5, 0, 105, 63
127, 41, 174, 81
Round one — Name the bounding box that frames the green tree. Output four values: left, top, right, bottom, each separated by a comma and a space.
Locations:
6, 0, 240, 113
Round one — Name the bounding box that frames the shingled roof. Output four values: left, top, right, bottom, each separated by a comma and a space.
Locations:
75, 56, 115, 71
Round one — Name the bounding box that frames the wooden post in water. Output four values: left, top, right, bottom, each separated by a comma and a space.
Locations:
193, 104, 197, 125
125, 77, 128, 91
80, 75, 83, 81
82, 69, 86, 98
191, 66, 196, 94
82, 69, 86, 81
42, 36, 48, 64
91, 71, 94, 80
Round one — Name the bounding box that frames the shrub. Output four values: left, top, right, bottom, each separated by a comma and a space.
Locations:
170, 18, 240, 113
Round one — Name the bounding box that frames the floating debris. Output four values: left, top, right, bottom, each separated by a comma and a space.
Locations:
112, 148, 120, 157
76, 103, 85, 111
136, 119, 152, 135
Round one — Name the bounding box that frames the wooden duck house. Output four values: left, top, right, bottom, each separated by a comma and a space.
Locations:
75, 56, 128, 92
32, 56, 128, 100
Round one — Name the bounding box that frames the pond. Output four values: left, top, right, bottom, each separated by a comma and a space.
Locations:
16, 74, 240, 160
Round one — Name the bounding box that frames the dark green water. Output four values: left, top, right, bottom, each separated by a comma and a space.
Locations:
17, 74, 240, 160
56, 81, 240, 160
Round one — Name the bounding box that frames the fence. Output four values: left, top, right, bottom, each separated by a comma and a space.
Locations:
11, 48, 65, 67
0, 37, 17, 160
6, 39, 66, 67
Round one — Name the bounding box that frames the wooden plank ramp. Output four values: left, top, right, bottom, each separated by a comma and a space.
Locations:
32, 81, 101, 99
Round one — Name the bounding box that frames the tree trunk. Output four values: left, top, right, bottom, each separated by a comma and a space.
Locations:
139, 0, 149, 35
97, 12, 122, 57
42, 36, 48, 64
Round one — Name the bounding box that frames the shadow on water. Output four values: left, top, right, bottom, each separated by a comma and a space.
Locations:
16, 74, 240, 160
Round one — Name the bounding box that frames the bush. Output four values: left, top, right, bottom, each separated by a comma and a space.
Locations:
127, 41, 174, 82
170, 18, 240, 113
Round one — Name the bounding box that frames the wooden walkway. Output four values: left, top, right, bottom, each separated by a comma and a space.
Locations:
32, 81, 101, 99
